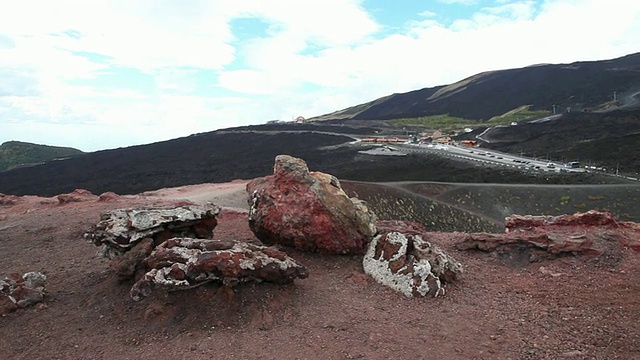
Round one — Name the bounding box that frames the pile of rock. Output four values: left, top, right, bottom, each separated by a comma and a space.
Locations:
84, 203, 308, 301
84, 203, 221, 259
246, 155, 461, 297
1, 272, 47, 315
130, 238, 308, 301
83, 155, 462, 300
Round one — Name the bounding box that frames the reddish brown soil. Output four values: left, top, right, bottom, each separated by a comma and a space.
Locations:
1, 182, 639, 359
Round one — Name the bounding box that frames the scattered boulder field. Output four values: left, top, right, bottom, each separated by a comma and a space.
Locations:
2, 154, 640, 358
73, 155, 640, 301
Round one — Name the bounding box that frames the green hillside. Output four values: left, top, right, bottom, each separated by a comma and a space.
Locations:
0, 141, 83, 171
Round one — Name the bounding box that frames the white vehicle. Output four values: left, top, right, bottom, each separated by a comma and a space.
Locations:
547, 163, 555, 168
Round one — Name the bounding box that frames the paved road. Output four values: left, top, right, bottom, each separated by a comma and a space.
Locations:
391, 143, 584, 173
475, 115, 563, 143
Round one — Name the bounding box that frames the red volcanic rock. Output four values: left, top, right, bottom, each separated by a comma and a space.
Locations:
0, 271, 47, 315
505, 210, 619, 230
57, 189, 98, 204
363, 230, 462, 298
130, 238, 309, 301
98, 192, 121, 202
0, 193, 20, 206
247, 155, 377, 254
457, 210, 640, 259
110, 238, 155, 281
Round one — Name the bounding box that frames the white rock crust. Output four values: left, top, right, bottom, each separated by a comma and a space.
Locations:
83, 203, 220, 258
129, 237, 308, 301
363, 232, 462, 298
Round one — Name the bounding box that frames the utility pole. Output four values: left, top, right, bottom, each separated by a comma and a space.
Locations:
552, 104, 557, 114
613, 91, 617, 101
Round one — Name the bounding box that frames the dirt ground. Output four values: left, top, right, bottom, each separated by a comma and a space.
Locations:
1, 181, 640, 359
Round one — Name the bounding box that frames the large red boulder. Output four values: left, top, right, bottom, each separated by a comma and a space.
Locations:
247, 155, 377, 254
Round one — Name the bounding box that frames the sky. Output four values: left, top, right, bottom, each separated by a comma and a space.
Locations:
1, 0, 639, 152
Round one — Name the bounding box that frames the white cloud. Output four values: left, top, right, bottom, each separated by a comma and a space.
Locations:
1, 0, 640, 152
437, 0, 479, 5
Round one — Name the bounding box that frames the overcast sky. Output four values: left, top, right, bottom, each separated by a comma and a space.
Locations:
1, 0, 639, 151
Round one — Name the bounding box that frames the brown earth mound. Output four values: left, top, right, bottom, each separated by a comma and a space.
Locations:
1, 183, 640, 359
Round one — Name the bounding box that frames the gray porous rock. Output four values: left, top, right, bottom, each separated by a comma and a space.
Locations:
83, 203, 220, 259
129, 237, 309, 301
0, 271, 47, 315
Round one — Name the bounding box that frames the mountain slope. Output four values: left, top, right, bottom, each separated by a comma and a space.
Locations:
0, 122, 620, 197
477, 108, 640, 174
0, 141, 83, 171
311, 52, 640, 121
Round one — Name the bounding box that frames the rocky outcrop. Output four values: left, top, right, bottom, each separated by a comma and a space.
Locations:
247, 155, 377, 254
83, 204, 220, 259
0, 193, 19, 206
456, 210, 640, 260
57, 189, 98, 204
1, 272, 47, 315
363, 222, 462, 298
85, 203, 309, 300
98, 191, 121, 202
130, 238, 309, 301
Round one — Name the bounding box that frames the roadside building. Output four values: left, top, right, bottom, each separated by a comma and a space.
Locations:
433, 136, 452, 144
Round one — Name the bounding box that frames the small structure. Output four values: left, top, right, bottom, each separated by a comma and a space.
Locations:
361, 137, 409, 143
461, 140, 477, 147
433, 136, 452, 144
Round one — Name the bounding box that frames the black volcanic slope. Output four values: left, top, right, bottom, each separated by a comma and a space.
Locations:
0, 122, 624, 197
478, 109, 640, 174
0, 130, 358, 196
315, 52, 640, 121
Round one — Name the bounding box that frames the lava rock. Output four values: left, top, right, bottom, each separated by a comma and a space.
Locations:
363, 230, 462, 298
83, 203, 220, 258
457, 210, 640, 257
247, 155, 377, 254
0, 271, 47, 315
57, 189, 98, 204
130, 237, 309, 301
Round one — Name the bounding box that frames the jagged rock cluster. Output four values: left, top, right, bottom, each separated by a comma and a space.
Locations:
456, 210, 640, 259
1, 272, 47, 315
246, 155, 461, 297
84, 204, 221, 259
130, 238, 308, 301
364, 221, 462, 298
84, 203, 308, 301
247, 154, 377, 254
